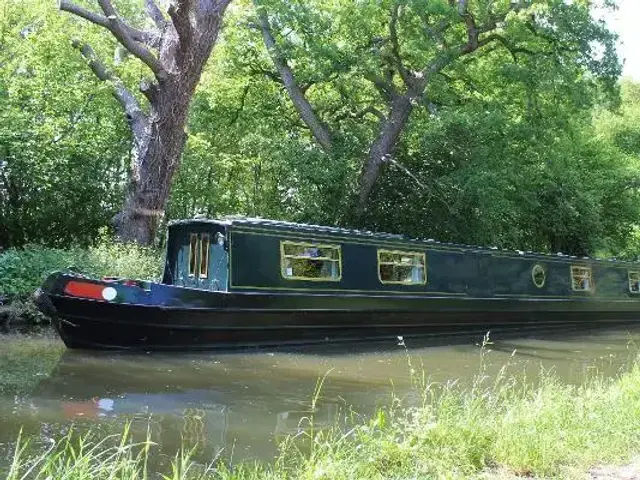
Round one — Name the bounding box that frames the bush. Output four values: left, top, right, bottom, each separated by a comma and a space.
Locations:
0, 242, 163, 299
0, 241, 163, 324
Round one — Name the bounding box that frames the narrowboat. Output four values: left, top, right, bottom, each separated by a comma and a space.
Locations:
34, 216, 640, 350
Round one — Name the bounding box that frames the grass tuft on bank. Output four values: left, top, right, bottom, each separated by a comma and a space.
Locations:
7, 353, 640, 479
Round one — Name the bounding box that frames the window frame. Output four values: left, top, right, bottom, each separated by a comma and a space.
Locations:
377, 249, 427, 286
280, 240, 342, 282
531, 264, 546, 289
570, 265, 594, 292
188, 233, 198, 278
629, 271, 640, 294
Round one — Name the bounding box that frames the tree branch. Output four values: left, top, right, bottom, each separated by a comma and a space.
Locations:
60, 0, 156, 48
524, 21, 579, 57
59, 0, 110, 28
145, 0, 166, 29
71, 40, 147, 131
438, 71, 482, 95
364, 72, 398, 102
228, 81, 252, 126
168, 0, 194, 53
389, 2, 414, 89
198, 0, 228, 15
254, 1, 333, 153
298, 71, 340, 94
459, 4, 480, 54
335, 105, 387, 124
478, 33, 544, 62
95, 0, 167, 80
247, 64, 283, 83
420, 2, 533, 81
414, 2, 452, 47
457, 0, 468, 15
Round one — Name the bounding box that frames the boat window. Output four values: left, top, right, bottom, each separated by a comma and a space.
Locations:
188, 234, 198, 277
199, 234, 210, 279
532, 264, 546, 288
378, 250, 426, 285
629, 271, 640, 293
571, 266, 593, 292
280, 241, 342, 281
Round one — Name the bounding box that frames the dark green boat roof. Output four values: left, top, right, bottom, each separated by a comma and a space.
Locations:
167, 216, 638, 265
169, 215, 406, 240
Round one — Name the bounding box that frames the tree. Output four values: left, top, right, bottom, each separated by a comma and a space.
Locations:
363, 50, 639, 255
60, 0, 232, 244
2, 0, 637, 259
248, 0, 620, 220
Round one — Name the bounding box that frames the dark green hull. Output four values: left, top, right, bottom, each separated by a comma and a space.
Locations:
35, 273, 640, 350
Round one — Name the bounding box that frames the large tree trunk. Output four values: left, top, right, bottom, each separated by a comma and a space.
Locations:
115, 85, 190, 244
61, 0, 231, 244
356, 94, 414, 219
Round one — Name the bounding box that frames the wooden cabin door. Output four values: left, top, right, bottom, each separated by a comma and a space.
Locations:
209, 240, 228, 291
177, 233, 211, 289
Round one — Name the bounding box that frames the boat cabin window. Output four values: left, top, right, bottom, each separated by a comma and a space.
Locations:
378, 250, 426, 285
571, 266, 593, 292
280, 241, 342, 281
188, 234, 198, 277
199, 234, 210, 279
629, 271, 640, 293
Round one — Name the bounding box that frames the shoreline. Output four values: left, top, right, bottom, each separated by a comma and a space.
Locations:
0, 296, 51, 331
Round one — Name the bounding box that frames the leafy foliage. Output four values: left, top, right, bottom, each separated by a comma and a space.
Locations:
167, 0, 637, 256
0, 240, 163, 298
0, 0, 132, 247
1, 0, 639, 259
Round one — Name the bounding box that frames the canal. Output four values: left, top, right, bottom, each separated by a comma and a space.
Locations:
1, 325, 640, 468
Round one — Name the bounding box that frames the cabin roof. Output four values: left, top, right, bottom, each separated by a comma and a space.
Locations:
167, 216, 639, 265
169, 216, 407, 240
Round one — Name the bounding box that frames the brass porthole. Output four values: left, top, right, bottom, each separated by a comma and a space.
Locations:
532, 264, 546, 288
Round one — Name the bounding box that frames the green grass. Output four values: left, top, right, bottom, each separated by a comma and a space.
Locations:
7, 349, 640, 479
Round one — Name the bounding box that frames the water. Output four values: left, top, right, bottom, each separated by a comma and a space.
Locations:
1, 325, 640, 466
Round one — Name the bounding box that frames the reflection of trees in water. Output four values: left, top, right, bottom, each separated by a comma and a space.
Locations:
16, 350, 347, 463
